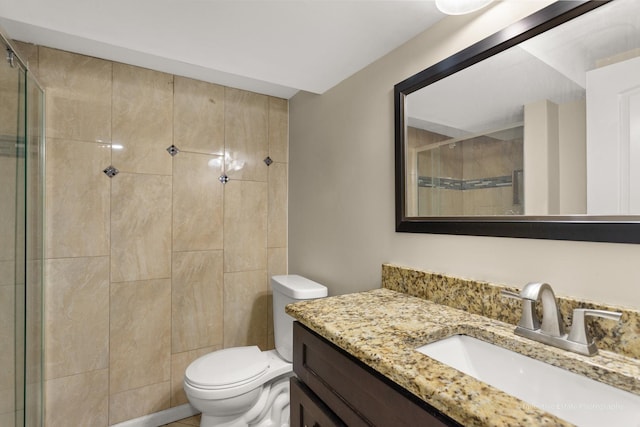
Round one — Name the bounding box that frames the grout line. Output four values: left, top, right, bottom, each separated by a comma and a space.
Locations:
107, 58, 114, 425
169, 75, 175, 407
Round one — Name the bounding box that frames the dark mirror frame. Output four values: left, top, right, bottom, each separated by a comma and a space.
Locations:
394, 0, 640, 244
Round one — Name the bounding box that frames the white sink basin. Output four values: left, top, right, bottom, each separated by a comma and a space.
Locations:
416, 335, 640, 426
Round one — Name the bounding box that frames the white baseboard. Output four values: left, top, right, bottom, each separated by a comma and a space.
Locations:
111, 403, 199, 427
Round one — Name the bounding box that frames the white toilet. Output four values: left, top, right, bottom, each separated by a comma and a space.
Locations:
183, 275, 327, 427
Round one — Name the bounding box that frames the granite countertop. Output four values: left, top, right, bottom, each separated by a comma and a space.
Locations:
286, 288, 640, 427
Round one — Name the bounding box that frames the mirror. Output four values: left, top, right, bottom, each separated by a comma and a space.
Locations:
395, 0, 640, 243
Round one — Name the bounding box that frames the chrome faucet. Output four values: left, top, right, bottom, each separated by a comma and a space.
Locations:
519, 282, 564, 337
502, 282, 621, 356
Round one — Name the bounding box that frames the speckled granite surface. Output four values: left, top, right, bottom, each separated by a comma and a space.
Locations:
286, 288, 640, 427
381, 264, 640, 360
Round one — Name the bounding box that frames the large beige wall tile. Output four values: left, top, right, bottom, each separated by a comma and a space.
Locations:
172, 250, 223, 353
44, 369, 109, 427
170, 346, 218, 406
38, 47, 111, 143
173, 152, 223, 252
225, 88, 268, 182
0, 56, 21, 137
268, 97, 288, 163
14, 285, 23, 398
45, 138, 111, 259
25, 252, 43, 397
268, 162, 287, 248
0, 413, 13, 427
224, 270, 268, 349
173, 77, 225, 155
0, 261, 13, 287
266, 247, 288, 347
268, 248, 287, 280
12, 41, 38, 74
34, 43, 289, 425
0, 156, 16, 262
44, 257, 109, 380
223, 180, 267, 272
112, 63, 173, 175
110, 279, 171, 394
0, 286, 14, 415
111, 173, 172, 282
109, 381, 170, 425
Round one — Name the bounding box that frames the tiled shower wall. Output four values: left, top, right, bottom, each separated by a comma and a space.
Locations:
16, 43, 288, 426
410, 126, 523, 216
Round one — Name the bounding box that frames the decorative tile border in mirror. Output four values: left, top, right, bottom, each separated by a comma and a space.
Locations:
418, 175, 513, 190
381, 264, 640, 360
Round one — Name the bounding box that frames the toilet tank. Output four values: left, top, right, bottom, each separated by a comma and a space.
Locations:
271, 275, 327, 362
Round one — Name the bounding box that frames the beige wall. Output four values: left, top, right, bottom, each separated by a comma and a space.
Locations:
18, 44, 288, 426
289, 1, 640, 309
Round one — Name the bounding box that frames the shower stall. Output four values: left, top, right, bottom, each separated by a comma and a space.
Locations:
0, 33, 45, 427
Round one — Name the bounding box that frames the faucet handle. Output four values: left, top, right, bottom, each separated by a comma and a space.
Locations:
500, 289, 540, 330
567, 308, 622, 355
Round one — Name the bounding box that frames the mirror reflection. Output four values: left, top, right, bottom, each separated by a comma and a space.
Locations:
404, 0, 640, 217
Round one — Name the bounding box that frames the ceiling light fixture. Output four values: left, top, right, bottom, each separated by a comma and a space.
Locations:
435, 0, 494, 15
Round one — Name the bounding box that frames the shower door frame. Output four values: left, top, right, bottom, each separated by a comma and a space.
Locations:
1, 30, 45, 427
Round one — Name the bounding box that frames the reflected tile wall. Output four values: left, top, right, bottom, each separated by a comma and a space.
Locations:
37, 44, 288, 426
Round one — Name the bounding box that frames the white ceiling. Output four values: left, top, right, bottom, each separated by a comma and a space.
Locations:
0, 0, 447, 99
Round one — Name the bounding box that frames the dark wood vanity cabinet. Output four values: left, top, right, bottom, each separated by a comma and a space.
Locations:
291, 322, 460, 427
290, 377, 347, 427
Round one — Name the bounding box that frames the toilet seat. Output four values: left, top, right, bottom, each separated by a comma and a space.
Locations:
183, 275, 326, 427
185, 346, 269, 390
184, 348, 293, 400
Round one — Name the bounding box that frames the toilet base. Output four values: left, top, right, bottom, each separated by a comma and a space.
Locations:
198, 375, 291, 427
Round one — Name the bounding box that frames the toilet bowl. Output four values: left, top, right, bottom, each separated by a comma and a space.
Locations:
184, 275, 327, 427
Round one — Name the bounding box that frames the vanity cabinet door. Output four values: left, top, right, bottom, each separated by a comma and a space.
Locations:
290, 377, 347, 427
292, 322, 460, 427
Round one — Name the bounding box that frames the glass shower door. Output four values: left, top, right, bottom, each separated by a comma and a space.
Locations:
0, 40, 44, 427
24, 69, 44, 427
0, 44, 26, 427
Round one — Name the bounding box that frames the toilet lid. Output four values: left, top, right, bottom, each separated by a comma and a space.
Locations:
185, 346, 269, 389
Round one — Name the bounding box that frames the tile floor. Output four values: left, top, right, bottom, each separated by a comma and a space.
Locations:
162, 414, 201, 426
